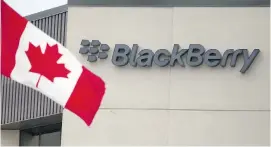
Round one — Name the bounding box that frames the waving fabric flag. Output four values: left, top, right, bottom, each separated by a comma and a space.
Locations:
1, 0, 106, 126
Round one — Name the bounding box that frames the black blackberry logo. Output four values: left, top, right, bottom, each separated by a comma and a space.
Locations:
79, 39, 110, 62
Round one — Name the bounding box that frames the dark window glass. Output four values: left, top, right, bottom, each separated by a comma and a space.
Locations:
19, 123, 61, 146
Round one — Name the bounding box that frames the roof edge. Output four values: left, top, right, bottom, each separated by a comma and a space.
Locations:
25, 5, 68, 21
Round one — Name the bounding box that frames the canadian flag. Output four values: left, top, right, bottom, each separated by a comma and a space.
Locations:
1, 1, 106, 126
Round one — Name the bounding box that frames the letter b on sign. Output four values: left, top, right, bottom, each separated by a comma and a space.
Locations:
112, 44, 131, 66
187, 44, 205, 67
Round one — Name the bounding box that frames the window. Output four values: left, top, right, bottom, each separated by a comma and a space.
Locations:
19, 123, 61, 146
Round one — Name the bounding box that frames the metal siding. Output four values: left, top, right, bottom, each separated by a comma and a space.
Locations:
1, 12, 67, 125
63, 13, 67, 46
20, 83, 26, 121
52, 15, 55, 40
18, 83, 23, 121
14, 82, 19, 121
1, 76, 7, 123
60, 13, 65, 45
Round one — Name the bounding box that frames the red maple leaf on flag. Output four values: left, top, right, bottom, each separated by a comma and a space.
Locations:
25, 43, 70, 87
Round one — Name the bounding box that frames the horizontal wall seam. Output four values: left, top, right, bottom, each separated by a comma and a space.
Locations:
68, 0, 270, 7
99, 108, 270, 111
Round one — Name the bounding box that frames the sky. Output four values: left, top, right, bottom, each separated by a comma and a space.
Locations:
5, 0, 67, 16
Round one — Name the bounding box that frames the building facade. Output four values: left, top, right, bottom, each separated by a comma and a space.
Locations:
1, 0, 270, 146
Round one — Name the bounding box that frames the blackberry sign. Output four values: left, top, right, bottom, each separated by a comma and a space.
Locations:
79, 39, 260, 74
